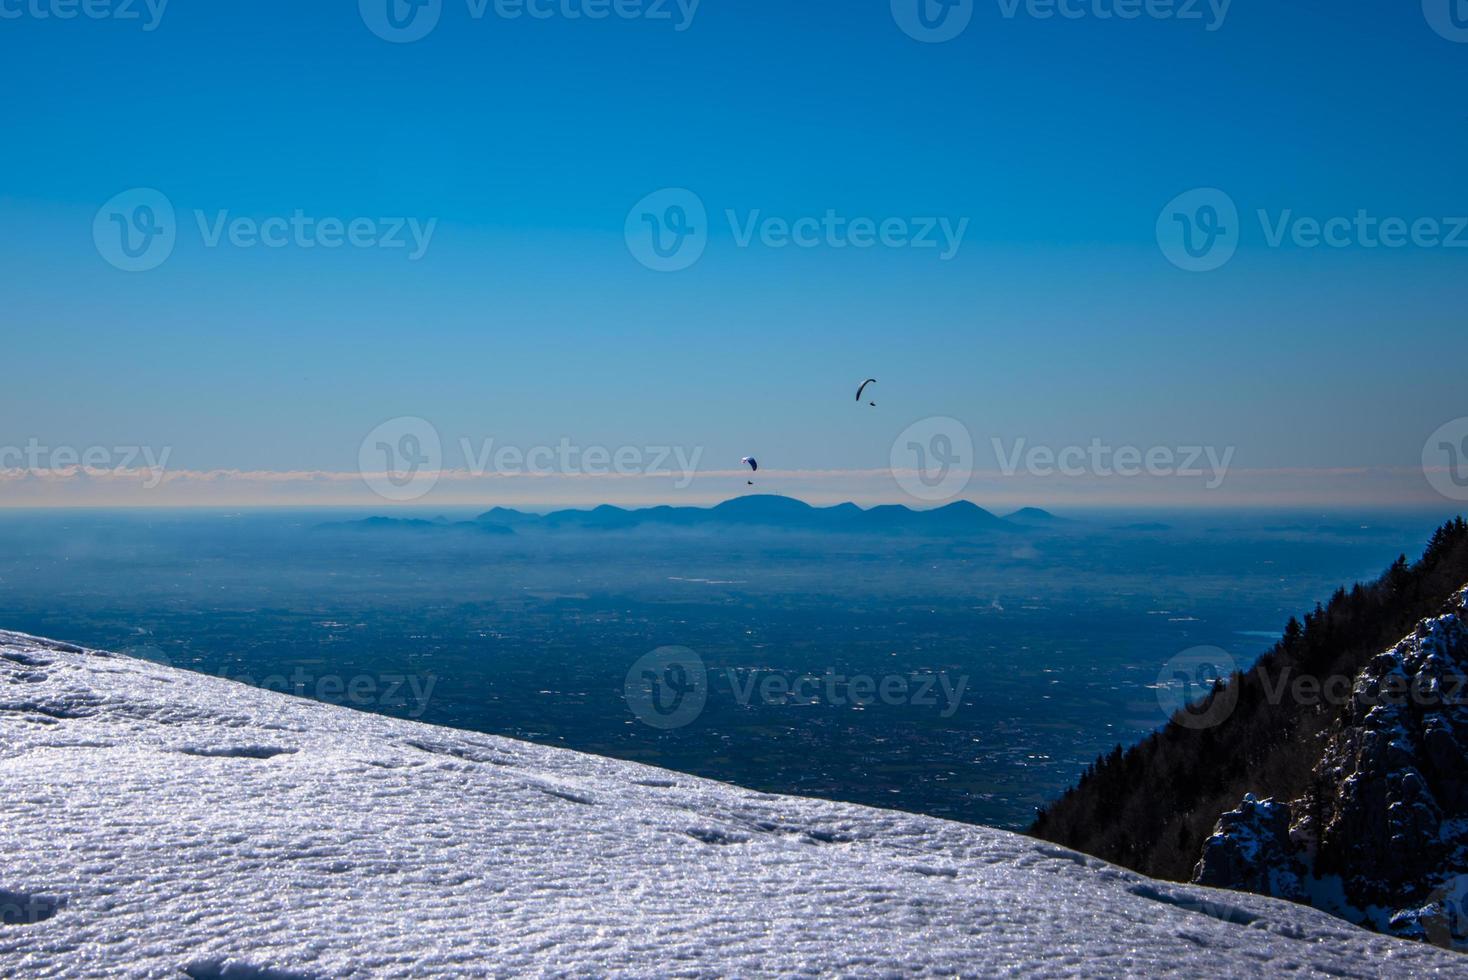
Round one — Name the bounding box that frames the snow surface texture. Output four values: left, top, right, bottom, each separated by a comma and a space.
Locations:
2, 632, 1464, 978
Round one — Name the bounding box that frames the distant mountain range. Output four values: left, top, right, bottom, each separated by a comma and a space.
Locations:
1002, 507, 1072, 526
323, 515, 515, 536
321, 496, 1064, 536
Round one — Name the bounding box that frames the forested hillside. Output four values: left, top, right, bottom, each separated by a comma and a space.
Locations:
1032, 517, 1468, 883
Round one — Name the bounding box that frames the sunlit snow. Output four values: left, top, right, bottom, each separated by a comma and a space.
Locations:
1, 631, 1461, 978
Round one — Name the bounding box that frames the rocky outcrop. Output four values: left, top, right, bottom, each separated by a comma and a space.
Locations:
1193, 795, 1308, 903
1194, 587, 1468, 950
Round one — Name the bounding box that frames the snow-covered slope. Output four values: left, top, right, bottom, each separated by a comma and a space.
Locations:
2, 633, 1462, 978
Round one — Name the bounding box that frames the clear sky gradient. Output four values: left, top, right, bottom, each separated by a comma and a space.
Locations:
2, 1, 1465, 507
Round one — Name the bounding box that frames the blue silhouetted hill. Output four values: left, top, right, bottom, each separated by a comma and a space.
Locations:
464, 495, 1014, 535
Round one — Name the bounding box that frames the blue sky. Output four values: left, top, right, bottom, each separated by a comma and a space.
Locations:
2, 1, 1466, 507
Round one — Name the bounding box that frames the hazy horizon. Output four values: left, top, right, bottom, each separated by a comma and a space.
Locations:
2, 460, 1463, 510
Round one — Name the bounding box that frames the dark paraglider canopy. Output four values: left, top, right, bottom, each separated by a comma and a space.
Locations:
856, 379, 877, 406
741, 456, 758, 486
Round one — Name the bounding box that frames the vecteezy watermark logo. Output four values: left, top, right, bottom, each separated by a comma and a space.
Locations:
626, 188, 708, 272
1257, 210, 1468, 250
360, 0, 443, 42
995, 0, 1232, 30
724, 668, 969, 717
355, 421, 704, 499
0, 891, 65, 927
625, 646, 709, 730
727, 210, 968, 260
94, 189, 438, 272
1424, 0, 1468, 43
1154, 645, 1238, 730
1424, 418, 1468, 502
94, 188, 177, 273
1157, 188, 1239, 272
1424, 875, 1468, 950
991, 438, 1235, 489
0, 0, 168, 30
458, 437, 703, 487
0, 440, 172, 488
359, 417, 443, 502
120, 643, 173, 668
361, 0, 700, 42
1255, 665, 1468, 713
1133, 650, 1468, 734
895, 0, 1233, 40
1161, 188, 1468, 272
891, 417, 975, 502
892, 0, 973, 42
221, 665, 439, 718
194, 211, 437, 259
624, 647, 970, 730
626, 189, 970, 272
476, 0, 700, 29
116, 641, 438, 717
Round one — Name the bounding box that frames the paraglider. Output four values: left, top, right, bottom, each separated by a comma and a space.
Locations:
856, 379, 877, 407
741, 456, 758, 486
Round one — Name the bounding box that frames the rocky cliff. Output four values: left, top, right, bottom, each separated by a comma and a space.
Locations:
1195, 587, 1468, 950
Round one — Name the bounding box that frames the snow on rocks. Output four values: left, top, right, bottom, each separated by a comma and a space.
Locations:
1194, 795, 1310, 904
1196, 587, 1468, 951
2, 630, 1463, 978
